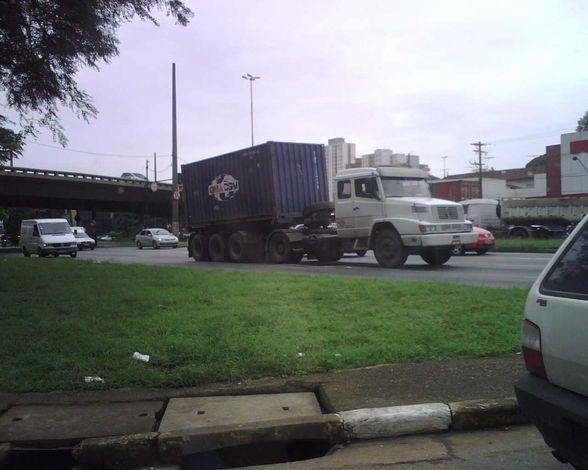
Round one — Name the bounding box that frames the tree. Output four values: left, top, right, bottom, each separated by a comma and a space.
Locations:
526, 154, 546, 168
0, 0, 192, 148
0, 115, 24, 164
577, 111, 588, 132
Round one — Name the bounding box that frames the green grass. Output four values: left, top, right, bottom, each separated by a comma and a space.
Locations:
0, 257, 527, 393
496, 237, 564, 252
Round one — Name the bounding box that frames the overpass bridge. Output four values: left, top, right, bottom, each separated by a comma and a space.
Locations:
0, 166, 175, 217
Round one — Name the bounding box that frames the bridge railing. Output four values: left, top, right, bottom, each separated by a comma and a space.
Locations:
0, 166, 172, 188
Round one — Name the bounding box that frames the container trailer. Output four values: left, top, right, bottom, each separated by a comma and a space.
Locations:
182, 142, 478, 267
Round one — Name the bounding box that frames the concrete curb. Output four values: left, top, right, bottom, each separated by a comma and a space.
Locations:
70, 397, 528, 469
336, 398, 528, 441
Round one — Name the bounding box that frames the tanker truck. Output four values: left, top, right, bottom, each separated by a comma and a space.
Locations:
182, 141, 477, 268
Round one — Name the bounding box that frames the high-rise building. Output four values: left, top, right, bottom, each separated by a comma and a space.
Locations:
324, 138, 356, 200
361, 149, 420, 168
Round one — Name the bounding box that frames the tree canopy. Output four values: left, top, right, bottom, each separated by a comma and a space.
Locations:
577, 111, 588, 132
0, 0, 192, 158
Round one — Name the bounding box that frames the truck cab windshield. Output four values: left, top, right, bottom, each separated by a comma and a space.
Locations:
39, 222, 71, 235
381, 177, 431, 198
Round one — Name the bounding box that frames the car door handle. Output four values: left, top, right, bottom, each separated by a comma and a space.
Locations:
536, 299, 547, 307
353, 207, 360, 211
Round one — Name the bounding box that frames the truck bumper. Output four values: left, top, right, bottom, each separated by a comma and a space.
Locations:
401, 232, 479, 247
515, 372, 588, 469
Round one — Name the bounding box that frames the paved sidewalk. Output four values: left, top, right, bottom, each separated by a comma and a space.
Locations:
0, 354, 527, 468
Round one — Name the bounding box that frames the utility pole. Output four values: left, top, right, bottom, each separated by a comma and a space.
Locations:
171, 63, 179, 235
154, 152, 157, 183
441, 156, 448, 178
470, 141, 488, 198
145, 160, 149, 181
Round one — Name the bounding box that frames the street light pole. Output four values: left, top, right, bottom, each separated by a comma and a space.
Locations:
242, 73, 260, 147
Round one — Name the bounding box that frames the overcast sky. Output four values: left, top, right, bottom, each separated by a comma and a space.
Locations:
9, 0, 588, 180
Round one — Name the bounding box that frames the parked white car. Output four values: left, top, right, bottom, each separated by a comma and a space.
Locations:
135, 228, 178, 249
72, 226, 96, 250
515, 214, 588, 470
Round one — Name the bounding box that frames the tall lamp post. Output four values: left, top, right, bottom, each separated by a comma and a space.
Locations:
242, 73, 260, 147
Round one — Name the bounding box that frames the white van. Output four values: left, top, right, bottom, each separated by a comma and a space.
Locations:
20, 218, 78, 258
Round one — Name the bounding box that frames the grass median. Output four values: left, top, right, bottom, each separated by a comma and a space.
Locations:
496, 237, 563, 252
0, 257, 527, 393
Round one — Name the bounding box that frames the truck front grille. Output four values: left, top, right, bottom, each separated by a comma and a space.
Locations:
437, 206, 459, 220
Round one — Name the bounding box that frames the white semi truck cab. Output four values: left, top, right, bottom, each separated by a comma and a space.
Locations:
334, 166, 478, 267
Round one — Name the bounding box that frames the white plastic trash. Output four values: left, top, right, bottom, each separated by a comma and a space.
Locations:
132, 351, 150, 362
84, 376, 104, 383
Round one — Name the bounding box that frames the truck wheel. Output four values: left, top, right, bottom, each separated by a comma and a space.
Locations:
421, 247, 451, 266
268, 232, 294, 264
70, 251, 77, 258
373, 228, 407, 268
208, 233, 228, 261
450, 244, 464, 256
190, 234, 210, 261
228, 231, 251, 262
22, 247, 31, 257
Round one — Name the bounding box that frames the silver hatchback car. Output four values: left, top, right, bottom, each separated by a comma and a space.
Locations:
135, 228, 179, 249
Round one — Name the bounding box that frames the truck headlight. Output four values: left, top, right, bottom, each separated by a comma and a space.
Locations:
419, 224, 437, 233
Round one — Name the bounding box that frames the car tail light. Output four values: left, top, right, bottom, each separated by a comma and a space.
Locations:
522, 319, 547, 378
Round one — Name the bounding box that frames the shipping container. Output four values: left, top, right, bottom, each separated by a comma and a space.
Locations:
430, 180, 480, 202
182, 142, 328, 228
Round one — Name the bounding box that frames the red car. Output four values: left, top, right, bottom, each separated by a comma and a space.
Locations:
450, 226, 495, 255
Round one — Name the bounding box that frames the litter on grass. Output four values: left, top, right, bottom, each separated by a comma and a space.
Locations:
132, 351, 150, 362
84, 376, 104, 383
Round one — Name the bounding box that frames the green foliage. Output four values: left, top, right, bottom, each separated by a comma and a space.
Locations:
0, 258, 527, 392
0, 115, 24, 163
525, 154, 546, 168
0, 0, 193, 143
577, 111, 588, 132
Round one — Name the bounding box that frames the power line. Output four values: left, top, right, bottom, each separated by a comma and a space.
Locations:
25, 140, 172, 159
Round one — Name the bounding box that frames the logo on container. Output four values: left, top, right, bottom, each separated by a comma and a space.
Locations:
208, 174, 239, 201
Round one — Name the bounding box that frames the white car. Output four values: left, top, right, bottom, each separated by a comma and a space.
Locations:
515, 214, 588, 470
72, 226, 96, 250
135, 228, 178, 249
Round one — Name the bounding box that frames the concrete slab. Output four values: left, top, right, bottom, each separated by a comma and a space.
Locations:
0, 401, 164, 447
158, 393, 321, 433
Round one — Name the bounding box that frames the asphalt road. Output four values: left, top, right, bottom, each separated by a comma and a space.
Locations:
18, 246, 552, 289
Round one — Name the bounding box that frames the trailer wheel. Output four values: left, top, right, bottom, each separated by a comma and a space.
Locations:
208, 233, 228, 261
190, 233, 210, 261
373, 228, 407, 268
268, 232, 294, 264
421, 247, 451, 266
22, 247, 31, 257
228, 231, 252, 262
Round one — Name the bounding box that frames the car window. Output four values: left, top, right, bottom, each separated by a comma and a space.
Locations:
541, 221, 588, 299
